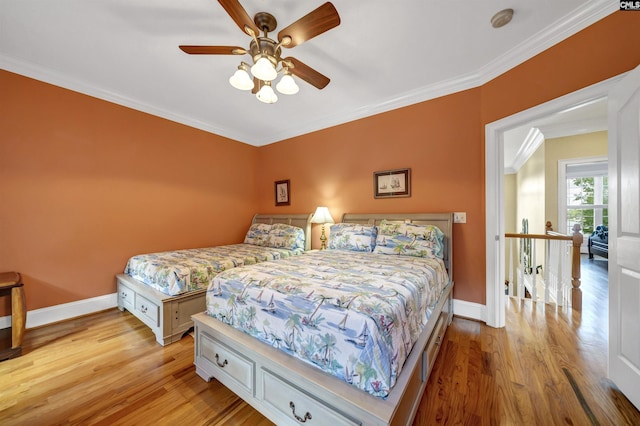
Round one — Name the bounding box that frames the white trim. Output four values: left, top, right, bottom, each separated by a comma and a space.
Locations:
540, 117, 608, 140
0, 293, 117, 330
245, 0, 619, 146
475, 1, 617, 87
0, 2, 617, 147
485, 74, 624, 328
258, 72, 484, 146
0, 54, 237, 144
507, 127, 546, 174
452, 299, 485, 323
485, 123, 507, 328
0, 294, 487, 333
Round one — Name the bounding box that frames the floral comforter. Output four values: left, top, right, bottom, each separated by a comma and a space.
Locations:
205, 250, 449, 398
124, 244, 303, 296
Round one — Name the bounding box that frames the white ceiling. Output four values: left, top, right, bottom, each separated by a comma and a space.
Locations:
503, 97, 608, 173
0, 1, 617, 147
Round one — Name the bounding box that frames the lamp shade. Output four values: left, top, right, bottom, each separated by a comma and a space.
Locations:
311, 207, 334, 224
256, 82, 278, 104
229, 66, 254, 91
251, 56, 277, 81
276, 73, 299, 95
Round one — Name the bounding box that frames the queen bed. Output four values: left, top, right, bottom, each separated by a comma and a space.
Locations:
192, 213, 454, 425
116, 213, 312, 346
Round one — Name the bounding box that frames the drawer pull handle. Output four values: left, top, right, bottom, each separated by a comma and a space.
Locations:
289, 401, 312, 423
140, 305, 147, 313
215, 354, 228, 368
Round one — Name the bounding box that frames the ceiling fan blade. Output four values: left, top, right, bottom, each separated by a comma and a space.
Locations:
218, 0, 259, 36
179, 45, 246, 55
285, 57, 330, 89
278, 2, 340, 48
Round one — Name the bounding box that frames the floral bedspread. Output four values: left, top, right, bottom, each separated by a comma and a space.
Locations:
124, 244, 303, 296
205, 250, 449, 398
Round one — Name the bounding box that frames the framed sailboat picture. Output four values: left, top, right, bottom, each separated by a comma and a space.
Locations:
373, 168, 411, 198
275, 179, 290, 206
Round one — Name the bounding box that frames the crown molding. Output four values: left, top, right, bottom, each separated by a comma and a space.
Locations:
254, 71, 483, 146
477, 0, 618, 84
1, 1, 617, 146
538, 117, 608, 140
506, 127, 546, 174
0, 54, 254, 145
254, 1, 617, 146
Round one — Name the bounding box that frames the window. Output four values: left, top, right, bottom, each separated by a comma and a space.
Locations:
565, 161, 608, 238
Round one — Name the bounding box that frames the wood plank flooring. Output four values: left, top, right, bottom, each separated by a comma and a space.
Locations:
1, 256, 638, 425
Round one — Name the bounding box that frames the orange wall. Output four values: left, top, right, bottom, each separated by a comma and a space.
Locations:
256, 89, 485, 303
1, 11, 639, 315
0, 71, 259, 313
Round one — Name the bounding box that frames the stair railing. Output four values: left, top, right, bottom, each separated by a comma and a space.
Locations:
505, 221, 583, 310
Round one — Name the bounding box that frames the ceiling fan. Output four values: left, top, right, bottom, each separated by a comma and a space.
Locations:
179, 0, 341, 104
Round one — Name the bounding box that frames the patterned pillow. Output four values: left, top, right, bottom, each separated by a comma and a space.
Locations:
266, 223, 306, 251
243, 223, 272, 246
327, 223, 377, 252
373, 220, 445, 258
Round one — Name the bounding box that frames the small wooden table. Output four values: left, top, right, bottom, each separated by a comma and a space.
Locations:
0, 272, 26, 361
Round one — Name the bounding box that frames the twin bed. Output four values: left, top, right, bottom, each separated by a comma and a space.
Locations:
116, 213, 313, 346
192, 213, 454, 425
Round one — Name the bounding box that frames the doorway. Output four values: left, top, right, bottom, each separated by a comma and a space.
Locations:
484, 73, 625, 328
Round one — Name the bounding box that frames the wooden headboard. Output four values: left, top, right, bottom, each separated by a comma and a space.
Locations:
251, 213, 314, 251
341, 212, 453, 282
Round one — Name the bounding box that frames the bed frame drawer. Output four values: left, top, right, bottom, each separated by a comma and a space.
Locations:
118, 282, 135, 312
200, 331, 254, 395
260, 369, 360, 426
134, 294, 159, 327
423, 313, 446, 378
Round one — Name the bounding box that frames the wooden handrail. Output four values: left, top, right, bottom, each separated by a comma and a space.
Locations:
505, 232, 572, 240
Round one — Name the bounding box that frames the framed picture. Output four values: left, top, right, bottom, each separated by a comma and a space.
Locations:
275, 179, 290, 206
374, 168, 411, 198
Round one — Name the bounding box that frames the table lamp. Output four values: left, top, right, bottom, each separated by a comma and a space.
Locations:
311, 207, 334, 250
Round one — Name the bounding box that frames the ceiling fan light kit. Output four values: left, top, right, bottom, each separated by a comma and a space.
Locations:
179, 0, 340, 104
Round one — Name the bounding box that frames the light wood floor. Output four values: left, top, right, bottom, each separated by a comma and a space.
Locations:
1, 256, 638, 425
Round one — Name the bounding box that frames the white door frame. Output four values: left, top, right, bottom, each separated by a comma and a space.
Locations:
484, 74, 625, 328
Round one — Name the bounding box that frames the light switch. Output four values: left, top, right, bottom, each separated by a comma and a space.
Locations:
453, 212, 467, 223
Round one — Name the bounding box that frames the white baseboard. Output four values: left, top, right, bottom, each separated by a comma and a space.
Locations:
0, 293, 118, 329
1, 294, 485, 330
453, 298, 486, 323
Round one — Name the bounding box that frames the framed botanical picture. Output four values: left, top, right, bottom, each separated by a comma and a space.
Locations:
275, 179, 290, 206
374, 168, 411, 198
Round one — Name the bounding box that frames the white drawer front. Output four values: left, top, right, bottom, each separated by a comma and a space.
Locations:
118, 283, 134, 311
135, 294, 159, 326
261, 370, 359, 426
423, 313, 446, 378
200, 332, 253, 394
